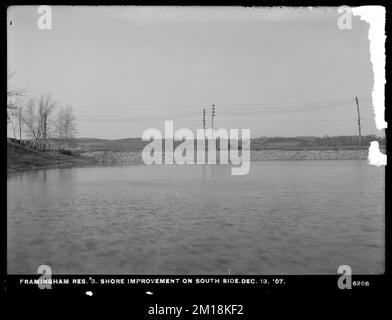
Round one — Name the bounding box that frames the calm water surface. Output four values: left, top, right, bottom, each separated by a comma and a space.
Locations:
8, 160, 384, 274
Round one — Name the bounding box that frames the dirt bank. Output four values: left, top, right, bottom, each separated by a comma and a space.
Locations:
7, 142, 97, 173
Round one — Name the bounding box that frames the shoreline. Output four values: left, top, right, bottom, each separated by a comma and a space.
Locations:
7, 142, 98, 174
8, 145, 378, 174
7, 160, 98, 174
79, 149, 370, 164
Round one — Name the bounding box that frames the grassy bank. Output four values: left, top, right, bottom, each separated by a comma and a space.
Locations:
7, 142, 97, 173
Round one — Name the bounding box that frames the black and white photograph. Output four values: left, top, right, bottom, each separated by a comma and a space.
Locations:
5, 5, 388, 297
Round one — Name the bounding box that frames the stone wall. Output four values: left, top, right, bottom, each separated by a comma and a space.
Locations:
80, 149, 369, 165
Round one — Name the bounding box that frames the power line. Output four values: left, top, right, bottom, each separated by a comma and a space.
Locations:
75, 96, 373, 114
74, 96, 375, 122
76, 102, 361, 119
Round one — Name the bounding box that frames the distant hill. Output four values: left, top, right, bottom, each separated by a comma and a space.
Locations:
68, 135, 385, 152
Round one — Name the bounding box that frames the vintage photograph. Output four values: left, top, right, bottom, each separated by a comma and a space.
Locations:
7, 6, 385, 275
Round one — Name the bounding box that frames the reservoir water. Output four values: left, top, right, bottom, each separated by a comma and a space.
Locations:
7, 160, 384, 274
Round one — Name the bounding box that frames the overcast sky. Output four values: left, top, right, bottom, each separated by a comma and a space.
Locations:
7, 6, 381, 139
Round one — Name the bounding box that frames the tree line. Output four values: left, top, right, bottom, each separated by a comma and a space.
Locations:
7, 71, 77, 150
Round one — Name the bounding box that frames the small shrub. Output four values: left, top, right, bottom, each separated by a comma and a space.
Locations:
59, 149, 73, 155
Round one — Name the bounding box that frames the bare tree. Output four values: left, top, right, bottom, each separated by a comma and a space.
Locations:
7, 71, 17, 115
9, 97, 26, 141
9, 116, 17, 139
37, 94, 56, 148
56, 105, 77, 148
7, 70, 26, 123
23, 98, 41, 143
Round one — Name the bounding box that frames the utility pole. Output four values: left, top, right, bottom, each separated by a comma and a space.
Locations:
211, 104, 215, 131
211, 104, 216, 145
355, 96, 362, 147
202, 107, 206, 151
202, 107, 206, 131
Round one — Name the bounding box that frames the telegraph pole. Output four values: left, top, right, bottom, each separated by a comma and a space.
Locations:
202, 107, 206, 149
202, 107, 206, 131
211, 104, 215, 131
355, 96, 362, 147
211, 104, 216, 145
